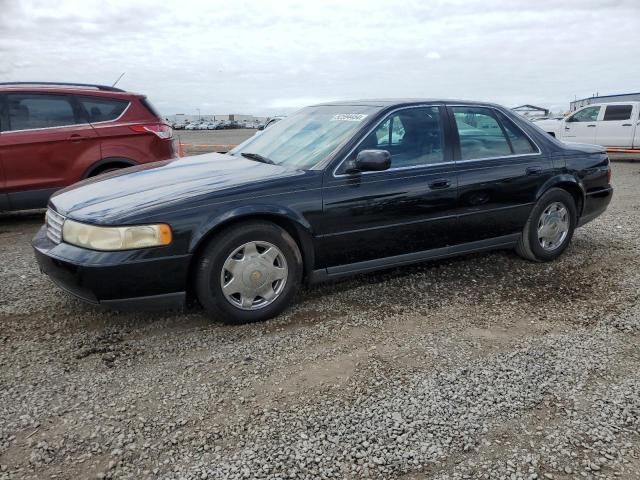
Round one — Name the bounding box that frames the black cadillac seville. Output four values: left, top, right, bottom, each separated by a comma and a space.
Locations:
33, 99, 613, 324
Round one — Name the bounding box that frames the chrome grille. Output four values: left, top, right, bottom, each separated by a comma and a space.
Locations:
46, 208, 65, 244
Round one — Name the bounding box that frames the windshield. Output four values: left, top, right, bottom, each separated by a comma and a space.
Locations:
228, 105, 381, 169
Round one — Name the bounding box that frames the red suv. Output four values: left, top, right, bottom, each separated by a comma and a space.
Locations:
0, 82, 175, 211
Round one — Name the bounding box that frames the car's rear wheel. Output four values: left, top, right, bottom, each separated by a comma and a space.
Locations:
195, 221, 303, 324
516, 188, 577, 262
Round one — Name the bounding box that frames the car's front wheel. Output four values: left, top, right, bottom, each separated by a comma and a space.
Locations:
516, 188, 577, 262
195, 221, 303, 324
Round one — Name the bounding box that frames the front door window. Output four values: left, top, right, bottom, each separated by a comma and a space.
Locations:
351, 106, 445, 170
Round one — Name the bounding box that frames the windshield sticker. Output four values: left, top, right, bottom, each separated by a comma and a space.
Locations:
330, 114, 368, 122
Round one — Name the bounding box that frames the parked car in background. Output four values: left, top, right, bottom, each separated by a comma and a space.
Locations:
536, 102, 640, 148
0, 82, 174, 212
33, 99, 612, 324
173, 122, 186, 130
185, 123, 198, 130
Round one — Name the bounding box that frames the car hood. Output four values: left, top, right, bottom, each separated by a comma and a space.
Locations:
50, 153, 308, 223
534, 119, 562, 130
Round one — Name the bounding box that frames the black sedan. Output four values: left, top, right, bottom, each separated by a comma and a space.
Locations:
33, 99, 613, 324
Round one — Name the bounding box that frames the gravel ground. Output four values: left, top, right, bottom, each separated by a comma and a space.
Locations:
174, 129, 255, 155
1, 162, 639, 480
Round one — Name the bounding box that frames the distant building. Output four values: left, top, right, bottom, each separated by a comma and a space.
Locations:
512, 104, 550, 119
570, 92, 640, 111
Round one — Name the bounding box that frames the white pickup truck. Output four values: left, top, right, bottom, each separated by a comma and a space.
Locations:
535, 102, 640, 149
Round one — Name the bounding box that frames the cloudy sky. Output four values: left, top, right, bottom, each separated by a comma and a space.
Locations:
1, 0, 638, 116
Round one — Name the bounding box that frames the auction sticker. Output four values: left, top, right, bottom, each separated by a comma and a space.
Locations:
330, 114, 368, 122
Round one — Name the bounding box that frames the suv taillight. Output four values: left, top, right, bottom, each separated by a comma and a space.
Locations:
129, 123, 172, 139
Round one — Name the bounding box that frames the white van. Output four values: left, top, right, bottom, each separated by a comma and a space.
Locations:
536, 102, 640, 148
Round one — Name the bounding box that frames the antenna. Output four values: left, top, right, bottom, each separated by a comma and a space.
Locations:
112, 72, 126, 88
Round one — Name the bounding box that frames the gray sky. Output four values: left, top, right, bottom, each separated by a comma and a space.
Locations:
1, 0, 638, 116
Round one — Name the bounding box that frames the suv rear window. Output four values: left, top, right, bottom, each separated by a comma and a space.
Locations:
6, 93, 78, 131
79, 96, 129, 123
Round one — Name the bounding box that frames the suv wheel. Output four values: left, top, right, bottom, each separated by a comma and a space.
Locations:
516, 188, 577, 262
195, 221, 303, 324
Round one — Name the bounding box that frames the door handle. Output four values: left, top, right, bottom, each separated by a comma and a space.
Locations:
526, 166, 543, 175
67, 134, 84, 142
587, 124, 596, 127
428, 178, 451, 189
564, 126, 571, 130
622, 123, 632, 127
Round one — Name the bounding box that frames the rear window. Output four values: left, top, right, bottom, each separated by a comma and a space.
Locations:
603, 105, 633, 121
6, 93, 78, 131
79, 96, 129, 123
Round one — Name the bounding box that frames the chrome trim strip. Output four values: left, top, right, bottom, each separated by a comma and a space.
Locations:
1, 102, 132, 134
455, 152, 542, 164
45, 208, 65, 244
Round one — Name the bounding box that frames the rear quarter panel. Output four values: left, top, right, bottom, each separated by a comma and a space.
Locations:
561, 148, 612, 222
90, 96, 175, 166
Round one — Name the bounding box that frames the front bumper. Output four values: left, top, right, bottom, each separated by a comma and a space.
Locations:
32, 226, 190, 311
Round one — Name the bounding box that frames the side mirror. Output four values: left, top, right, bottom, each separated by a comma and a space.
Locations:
352, 149, 391, 172
258, 125, 264, 131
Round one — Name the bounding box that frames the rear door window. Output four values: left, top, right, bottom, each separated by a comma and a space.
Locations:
6, 93, 78, 131
78, 96, 129, 123
495, 111, 537, 155
602, 105, 633, 121
451, 107, 512, 160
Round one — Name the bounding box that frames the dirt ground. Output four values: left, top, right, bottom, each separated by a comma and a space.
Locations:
174, 129, 256, 155
0, 162, 639, 480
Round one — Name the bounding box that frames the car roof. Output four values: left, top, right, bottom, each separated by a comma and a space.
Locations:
311, 98, 504, 108
0, 83, 139, 98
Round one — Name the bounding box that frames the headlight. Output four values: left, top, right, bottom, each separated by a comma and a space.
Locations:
62, 219, 172, 251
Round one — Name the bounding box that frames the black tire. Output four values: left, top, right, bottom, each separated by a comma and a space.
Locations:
516, 188, 577, 262
195, 221, 303, 324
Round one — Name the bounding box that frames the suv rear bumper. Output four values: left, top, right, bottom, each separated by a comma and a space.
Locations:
32, 226, 189, 311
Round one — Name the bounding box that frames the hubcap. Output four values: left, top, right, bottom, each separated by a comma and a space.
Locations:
537, 201, 569, 251
220, 241, 288, 310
